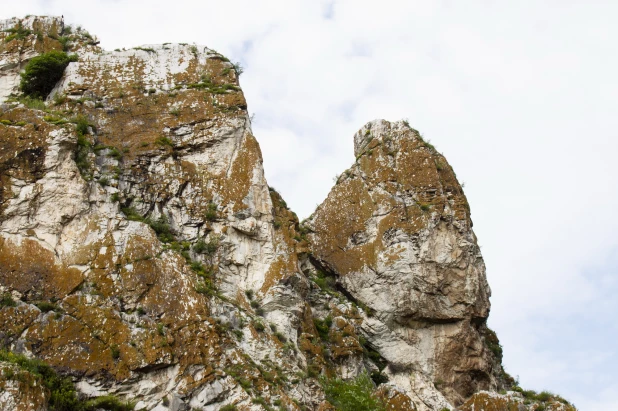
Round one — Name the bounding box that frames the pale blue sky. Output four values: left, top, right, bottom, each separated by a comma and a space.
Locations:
3, 1, 617, 409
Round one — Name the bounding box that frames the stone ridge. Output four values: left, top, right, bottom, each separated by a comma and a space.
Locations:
0, 15, 575, 411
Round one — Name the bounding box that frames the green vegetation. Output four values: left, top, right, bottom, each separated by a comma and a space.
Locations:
253, 321, 265, 332
516, 388, 571, 406
133, 46, 156, 53
219, 405, 237, 411
0, 350, 134, 411
35, 301, 60, 313
0, 293, 16, 307
314, 316, 332, 341
232, 62, 244, 76
186, 74, 241, 94
146, 216, 174, 243
483, 327, 503, 362
12, 95, 47, 110
20, 51, 78, 99
3, 23, 32, 42
110, 344, 120, 360
193, 236, 219, 256
120, 207, 143, 222
75, 117, 93, 180
313, 269, 336, 293
204, 202, 218, 221
321, 372, 385, 411
155, 136, 174, 147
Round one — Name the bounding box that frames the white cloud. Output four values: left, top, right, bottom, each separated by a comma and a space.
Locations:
2, 1, 618, 406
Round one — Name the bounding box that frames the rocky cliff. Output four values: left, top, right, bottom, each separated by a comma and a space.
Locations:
0, 16, 575, 411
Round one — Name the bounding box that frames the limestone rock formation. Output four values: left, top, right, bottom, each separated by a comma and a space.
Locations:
306, 119, 495, 407
0, 15, 574, 411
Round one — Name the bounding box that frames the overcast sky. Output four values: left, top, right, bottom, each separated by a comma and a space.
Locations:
3, 1, 617, 409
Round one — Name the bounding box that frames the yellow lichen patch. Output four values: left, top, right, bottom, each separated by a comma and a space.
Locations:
375, 386, 417, 411
220, 132, 261, 212
259, 254, 296, 295
459, 392, 523, 411
329, 318, 363, 360
0, 304, 39, 344
0, 237, 83, 300
311, 176, 378, 275
25, 311, 122, 378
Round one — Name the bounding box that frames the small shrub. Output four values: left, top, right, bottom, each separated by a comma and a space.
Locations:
110, 344, 120, 359
157, 323, 165, 336
0, 293, 16, 307
107, 147, 123, 160
252, 397, 268, 407
134, 46, 156, 53
253, 321, 265, 332
155, 136, 174, 147
231, 62, 244, 76
136, 307, 146, 316
245, 289, 254, 300
321, 372, 385, 411
111, 193, 120, 202
121, 207, 144, 222
192, 240, 207, 254
20, 51, 78, 98
313, 269, 336, 292
169, 108, 180, 116
35, 301, 58, 313
274, 332, 287, 343
220, 405, 237, 411
204, 202, 218, 221
75, 134, 92, 179
83, 395, 135, 411
250, 300, 260, 309
314, 316, 332, 341
147, 216, 175, 243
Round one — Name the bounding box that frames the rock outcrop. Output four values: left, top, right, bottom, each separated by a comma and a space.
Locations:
0, 16, 574, 411
306, 119, 496, 408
